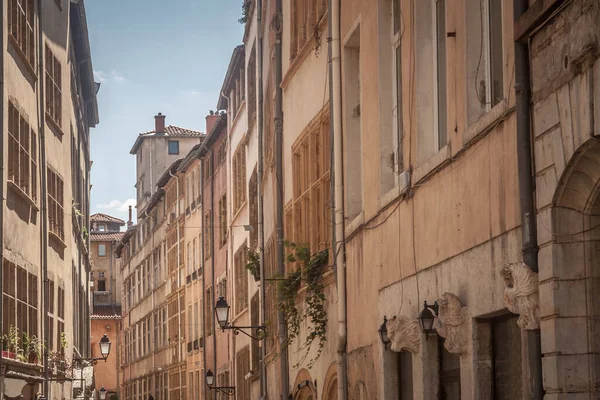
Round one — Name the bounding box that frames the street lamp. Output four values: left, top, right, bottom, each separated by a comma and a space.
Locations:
99, 334, 111, 360
214, 296, 266, 340
378, 316, 391, 350
99, 387, 107, 400
418, 301, 439, 334
205, 369, 235, 397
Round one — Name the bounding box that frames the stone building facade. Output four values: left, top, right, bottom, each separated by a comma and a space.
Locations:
90, 213, 124, 399
0, 0, 99, 399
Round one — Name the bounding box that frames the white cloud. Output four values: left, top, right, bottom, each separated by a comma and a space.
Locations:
97, 198, 136, 213
93, 69, 127, 84
93, 70, 107, 83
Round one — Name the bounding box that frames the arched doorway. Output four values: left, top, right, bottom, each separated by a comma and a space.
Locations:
545, 138, 600, 395
291, 369, 316, 400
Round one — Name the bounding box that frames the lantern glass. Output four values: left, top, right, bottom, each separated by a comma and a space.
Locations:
418, 303, 436, 333
214, 296, 230, 329
206, 370, 215, 387
99, 387, 107, 400
99, 334, 111, 358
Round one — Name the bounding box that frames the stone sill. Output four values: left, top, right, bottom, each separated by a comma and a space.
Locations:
464, 101, 512, 144
412, 145, 451, 185
8, 35, 37, 81
345, 211, 365, 238
7, 181, 39, 211
377, 171, 411, 212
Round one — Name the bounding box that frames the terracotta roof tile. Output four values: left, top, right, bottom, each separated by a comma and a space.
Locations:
91, 305, 122, 319
90, 213, 125, 224
90, 231, 125, 242
140, 125, 203, 137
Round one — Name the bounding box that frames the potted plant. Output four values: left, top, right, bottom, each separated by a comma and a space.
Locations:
246, 246, 261, 282
22, 332, 43, 364
2, 326, 20, 360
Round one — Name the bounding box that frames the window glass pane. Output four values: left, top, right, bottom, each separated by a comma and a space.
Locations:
436, 0, 447, 149
168, 140, 179, 154
393, 0, 401, 35
98, 244, 106, 256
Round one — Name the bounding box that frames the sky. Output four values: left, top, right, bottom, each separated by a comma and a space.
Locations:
87, 0, 244, 223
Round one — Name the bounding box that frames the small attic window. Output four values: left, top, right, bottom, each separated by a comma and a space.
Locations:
168, 140, 180, 155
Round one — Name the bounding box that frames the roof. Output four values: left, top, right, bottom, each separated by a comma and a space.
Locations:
178, 143, 203, 173
198, 114, 228, 156
90, 231, 125, 242
130, 125, 204, 154
217, 45, 245, 110
70, 0, 99, 127
91, 213, 125, 224
91, 305, 122, 319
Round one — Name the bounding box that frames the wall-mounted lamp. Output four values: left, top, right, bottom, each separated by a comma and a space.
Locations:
418, 301, 439, 334
378, 316, 391, 350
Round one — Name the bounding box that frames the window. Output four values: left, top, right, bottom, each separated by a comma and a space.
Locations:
344, 26, 363, 219
8, 0, 35, 68
2, 260, 38, 350
204, 211, 212, 259
247, 44, 257, 123
47, 168, 64, 241
392, 0, 403, 175
205, 287, 213, 336
232, 145, 247, 214
97, 280, 106, 291
398, 351, 413, 399
290, 108, 331, 251
98, 271, 105, 278
194, 302, 200, 339
217, 141, 227, 165
234, 243, 248, 316
188, 305, 193, 345
219, 194, 227, 247
8, 100, 37, 201
236, 347, 251, 400
466, 0, 504, 124
168, 140, 179, 155
98, 244, 107, 257
415, 0, 447, 163
290, 0, 327, 59
439, 337, 461, 400
248, 169, 258, 249
203, 157, 211, 184
98, 224, 106, 232
45, 45, 62, 127
264, 237, 277, 353
251, 293, 259, 371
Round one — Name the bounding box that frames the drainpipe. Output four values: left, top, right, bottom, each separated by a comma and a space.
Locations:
273, 0, 289, 397
0, 0, 4, 394
256, 0, 267, 396
36, 0, 51, 396
200, 157, 207, 400
331, 0, 347, 399
168, 168, 184, 396
513, 1, 543, 399
209, 148, 216, 385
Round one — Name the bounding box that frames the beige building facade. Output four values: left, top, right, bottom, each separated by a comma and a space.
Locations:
1, 0, 100, 399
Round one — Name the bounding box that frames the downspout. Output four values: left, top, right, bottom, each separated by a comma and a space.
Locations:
200, 158, 207, 400
37, 0, 51, 395
513, 1, 543, 399
168, 169, 184, 397
256, 0, 267, 396
0, 0, 4, 394
209, 148, 216, 385
331, 0, 347, 399
273, 0, 289, 398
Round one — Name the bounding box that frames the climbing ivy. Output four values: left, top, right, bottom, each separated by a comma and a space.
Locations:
278, 241, 329, 368
238, 0, 252, 24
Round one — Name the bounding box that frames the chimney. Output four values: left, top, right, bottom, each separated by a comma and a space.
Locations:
127, 205, 133, 227
154, 112, 166, 134
205, 110, 220, 135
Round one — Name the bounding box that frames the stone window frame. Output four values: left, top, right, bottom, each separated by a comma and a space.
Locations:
98, 243, 107, 257
391, 0, 404, 176
248, 168, 258, 249
290, 107, 331, 252
45, 44, 63, 129
218, 193, 228, 247
247, 43, 257, 126
204, 210, 212, 260
232, 143, 247, 215
290, 0, 327, 61
235, 346, 251, 400
2, 260, 38, 350
47, 166, 65, 242
233, 241, 249, 317
8, 100, 38, 205
8, 0, 35, 72
168, 140, 180, 155
205, 286, 213, 337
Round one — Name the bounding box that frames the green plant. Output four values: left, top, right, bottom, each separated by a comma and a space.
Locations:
278, 241, 329, 368
238, 0, 251, 24
3, 325, 21, 355
246, 246, 261, 281
60, 332, 68, 351
82, 227, 89, 241
22, 332, 44, 363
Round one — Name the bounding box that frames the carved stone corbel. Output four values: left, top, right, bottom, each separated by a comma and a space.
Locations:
386, 315, 421, 354
434, 292, 468, 354
500, 262, 540, 330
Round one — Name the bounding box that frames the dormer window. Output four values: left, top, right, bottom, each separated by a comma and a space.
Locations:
98, 224, 106, 232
